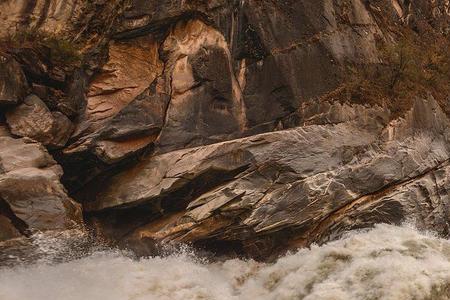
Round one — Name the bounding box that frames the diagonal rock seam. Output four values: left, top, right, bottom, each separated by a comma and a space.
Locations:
301, 158, 450, 248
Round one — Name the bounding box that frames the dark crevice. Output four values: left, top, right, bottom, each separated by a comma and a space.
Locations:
84, 202, 162, 242
54, 141, 156, 195
161, 165, 250, 213
0, 197, 30, 237
193, 238, 246, 258
113, 11, 212, 40
83, 164, 251, 249
10, 49, 68, 91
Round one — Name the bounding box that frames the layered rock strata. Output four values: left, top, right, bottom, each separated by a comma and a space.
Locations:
0, 0, 448, 258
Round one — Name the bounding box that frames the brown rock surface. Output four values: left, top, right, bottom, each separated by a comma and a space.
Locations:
0, 55, 28, 106
6, 95, 74, 148
0, 136, 82, 236
66, 37, 164, 163
0, 215, 22, 241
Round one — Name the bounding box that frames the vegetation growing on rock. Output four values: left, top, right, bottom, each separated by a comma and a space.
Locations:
343, 29, 450, 118
0, 29, 82, 67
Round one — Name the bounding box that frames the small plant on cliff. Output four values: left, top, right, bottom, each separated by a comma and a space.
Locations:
44, 36, 82, 65
344, 31, 450, 117
381, 38, 423, 93
0, 29, 82, 66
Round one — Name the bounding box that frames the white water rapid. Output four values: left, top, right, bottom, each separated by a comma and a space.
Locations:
0, 224, 449, 300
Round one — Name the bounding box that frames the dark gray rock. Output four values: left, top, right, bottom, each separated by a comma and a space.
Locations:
83, 97, 450, 258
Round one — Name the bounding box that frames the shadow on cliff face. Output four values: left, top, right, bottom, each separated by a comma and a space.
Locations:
83, 163, 252, 245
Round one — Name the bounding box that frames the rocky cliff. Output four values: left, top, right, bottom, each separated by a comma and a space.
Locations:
0, 0, 449, 259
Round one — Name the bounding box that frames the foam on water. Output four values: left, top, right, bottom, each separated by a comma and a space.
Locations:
0, 224, 449, 300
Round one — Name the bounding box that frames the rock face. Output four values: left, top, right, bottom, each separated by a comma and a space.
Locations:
6, 95, 73, 148
0, 136, 82, 239
60, 0, 387, 167
65, 36, 164, 163
84, 97, 450, 257
0, 55, 28, 106
0, 0, 449, 258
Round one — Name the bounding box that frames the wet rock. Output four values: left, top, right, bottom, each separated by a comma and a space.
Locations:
6, 95, 74, 148
84, 97, 450, 258
0, 215, 22, 241
0, 136, 82, 234
0, 55, 28, 106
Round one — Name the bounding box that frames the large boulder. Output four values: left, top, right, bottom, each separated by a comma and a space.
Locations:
0, 136, 82, 237
6, 95, 74, 148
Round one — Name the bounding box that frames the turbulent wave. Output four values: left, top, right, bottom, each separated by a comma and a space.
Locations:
0, 224, 449, 300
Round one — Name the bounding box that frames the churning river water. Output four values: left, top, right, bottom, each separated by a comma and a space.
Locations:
0, 224, 449, 300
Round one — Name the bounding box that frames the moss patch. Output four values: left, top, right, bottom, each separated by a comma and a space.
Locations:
0, 29, 82, 67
